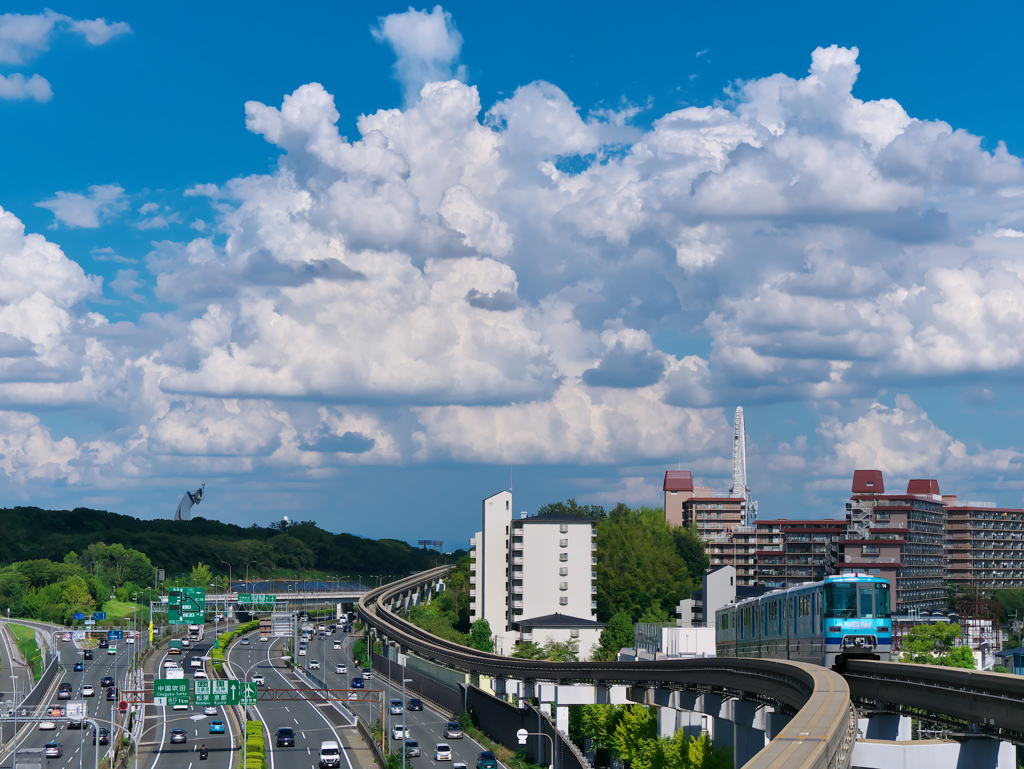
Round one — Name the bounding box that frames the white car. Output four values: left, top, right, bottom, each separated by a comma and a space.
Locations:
335, 664, 347, 674
107, 646, 116, 655
240, 638, 250, 645
190, 658, 203, 668
298, 648, 306, 656
82, 685, 95, 697
435, 744, 452, 761
38, 721, 56, 731
252, 674, 265, 686
347, 691, 358, 700
181, 638, 190, 647
308, 660, 320, 670
163, 660, 179, 669
126, 637, 134, 645
391, 725, 409, 740
260, 636, 269, 642
333, 641, 341, 650
203, 706, 217, 716
193, 670, 208, 679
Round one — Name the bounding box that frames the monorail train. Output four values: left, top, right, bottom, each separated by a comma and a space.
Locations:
714, 574, 892, 668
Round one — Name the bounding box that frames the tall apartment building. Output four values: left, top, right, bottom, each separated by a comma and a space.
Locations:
469, 491, 603, 657
664, 470, 752, 583
754, 519, 845, 588
946, 499, 1024, 589
836, 472, 947, 613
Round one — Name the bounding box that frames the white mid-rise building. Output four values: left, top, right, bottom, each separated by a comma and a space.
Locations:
469, 492, 604, 658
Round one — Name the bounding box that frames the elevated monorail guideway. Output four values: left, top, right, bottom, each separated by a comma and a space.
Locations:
359, 567, 856, 769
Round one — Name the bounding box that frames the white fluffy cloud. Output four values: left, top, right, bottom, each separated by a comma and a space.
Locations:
36, 184, 129, 228
0, 10, 130, 101
3, 15, 1024, 519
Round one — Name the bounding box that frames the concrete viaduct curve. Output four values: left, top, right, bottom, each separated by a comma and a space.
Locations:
359, 566, 857, 769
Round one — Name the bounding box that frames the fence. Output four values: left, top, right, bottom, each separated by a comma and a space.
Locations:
370, 651, 463, 715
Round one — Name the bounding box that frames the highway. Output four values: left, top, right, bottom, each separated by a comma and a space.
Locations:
317, 626, 485, 769
135, 633, 234, 769
0, 630, 131, 769
0, 622, 33, 706
223, 628, 358, 769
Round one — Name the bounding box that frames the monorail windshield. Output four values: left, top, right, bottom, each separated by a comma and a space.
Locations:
824, 581, 890, 619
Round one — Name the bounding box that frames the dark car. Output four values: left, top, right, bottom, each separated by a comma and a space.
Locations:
67, 719, 82, 730
276, 727, 295, 747
476, 752, 497, 769
351, 677, 364, 689
98, 639, 108, 649
170, 729, 187, 744
93, 728, 109, 746
405, 740, 420, 758
407, 698, 423, 712
57, 683, 72, 700
100, 676, 115, 688
106, 687, 117, 701
83, 649, 93, 660
73, 662, 84, 672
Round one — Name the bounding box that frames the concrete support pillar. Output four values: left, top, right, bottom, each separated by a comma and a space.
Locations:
857, 714, 911, 741
556, 705, 569, 736
712, 717, 734, 757
731, 724, 765, 768
765, 711, 792, 740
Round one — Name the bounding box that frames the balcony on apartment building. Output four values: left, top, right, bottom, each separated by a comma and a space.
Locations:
512, 585, 524, 594
513, 541, 524, 550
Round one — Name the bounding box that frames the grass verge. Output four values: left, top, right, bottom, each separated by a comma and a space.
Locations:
8, 623, 43, 680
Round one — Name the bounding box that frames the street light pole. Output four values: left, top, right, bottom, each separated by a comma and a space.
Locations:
221, 561, 233, 592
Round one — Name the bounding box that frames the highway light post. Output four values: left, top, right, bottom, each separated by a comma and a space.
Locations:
517, 729, 554, 769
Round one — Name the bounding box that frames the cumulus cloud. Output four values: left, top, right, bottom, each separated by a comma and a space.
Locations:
4, 26, 1024, 518
0, 72, 51, 101
372, 5, 464, 105
0, 10, 130, 64
36, 184, 128, 228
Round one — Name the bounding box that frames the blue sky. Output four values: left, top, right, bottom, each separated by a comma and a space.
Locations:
1, 1, 1024, 545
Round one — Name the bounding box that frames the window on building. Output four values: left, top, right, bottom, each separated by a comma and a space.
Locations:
559, 597, 568, 606
570, 629, 580, 638
560, 524, 569, 533
560, 539, 569, 547
559, 582, 568, 590
559, 567, 568, 576
559, 553, 568, 562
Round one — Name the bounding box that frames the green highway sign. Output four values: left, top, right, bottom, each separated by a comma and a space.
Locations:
193, 679, 257, 706
153, 679, 190, 707
237, 594, 276, 605
241, 682, 257, 706
169, 587, 206, 624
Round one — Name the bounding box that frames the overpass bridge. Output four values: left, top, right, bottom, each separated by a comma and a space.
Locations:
359, 566, 1024, 769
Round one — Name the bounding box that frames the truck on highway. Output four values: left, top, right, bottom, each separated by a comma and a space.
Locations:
260, 617, 272, 641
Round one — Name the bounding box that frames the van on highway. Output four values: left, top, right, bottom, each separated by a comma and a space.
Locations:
319, 741, 342, 768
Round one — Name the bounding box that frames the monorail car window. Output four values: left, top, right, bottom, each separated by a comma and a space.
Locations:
824, 582, 857, 619
875, 583, 891, 618
859, 586, 874, 618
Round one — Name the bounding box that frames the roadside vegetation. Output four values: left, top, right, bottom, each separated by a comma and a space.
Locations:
899, 623, 975, 668
209, 619, 261, 671
7, 623, 43, 679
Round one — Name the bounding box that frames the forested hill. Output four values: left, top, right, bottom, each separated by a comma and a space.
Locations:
0, 506, 452, 576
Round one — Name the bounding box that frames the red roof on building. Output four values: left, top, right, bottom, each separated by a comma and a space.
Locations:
852, 470, 884, 494
907, 478, 940, 495
663, 470, 693, 492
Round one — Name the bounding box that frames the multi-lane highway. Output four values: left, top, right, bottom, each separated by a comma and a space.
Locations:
223, 629, 358, 769
0, 628, 132, 769
136, 633, 234, 769
308, 626, 486, 769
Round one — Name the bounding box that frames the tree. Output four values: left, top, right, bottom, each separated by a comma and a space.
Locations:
595, 505, 694, 622
542, 638, 579, 662
468, 619, 494, 652
190, 562, 213, 588
537, 499, 607, 521
595, 610, 634, 661
511, 641, 544, 660
900, 623, 974, 668
609, 705, 657, 768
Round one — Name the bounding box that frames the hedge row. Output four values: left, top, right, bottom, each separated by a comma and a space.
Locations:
245, 721, 267, 769
208, 620, 261, 670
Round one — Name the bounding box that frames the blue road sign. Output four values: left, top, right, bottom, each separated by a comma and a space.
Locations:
73, 613, 85, 621
107, 630, 123, 640
93, 612, 106, 621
